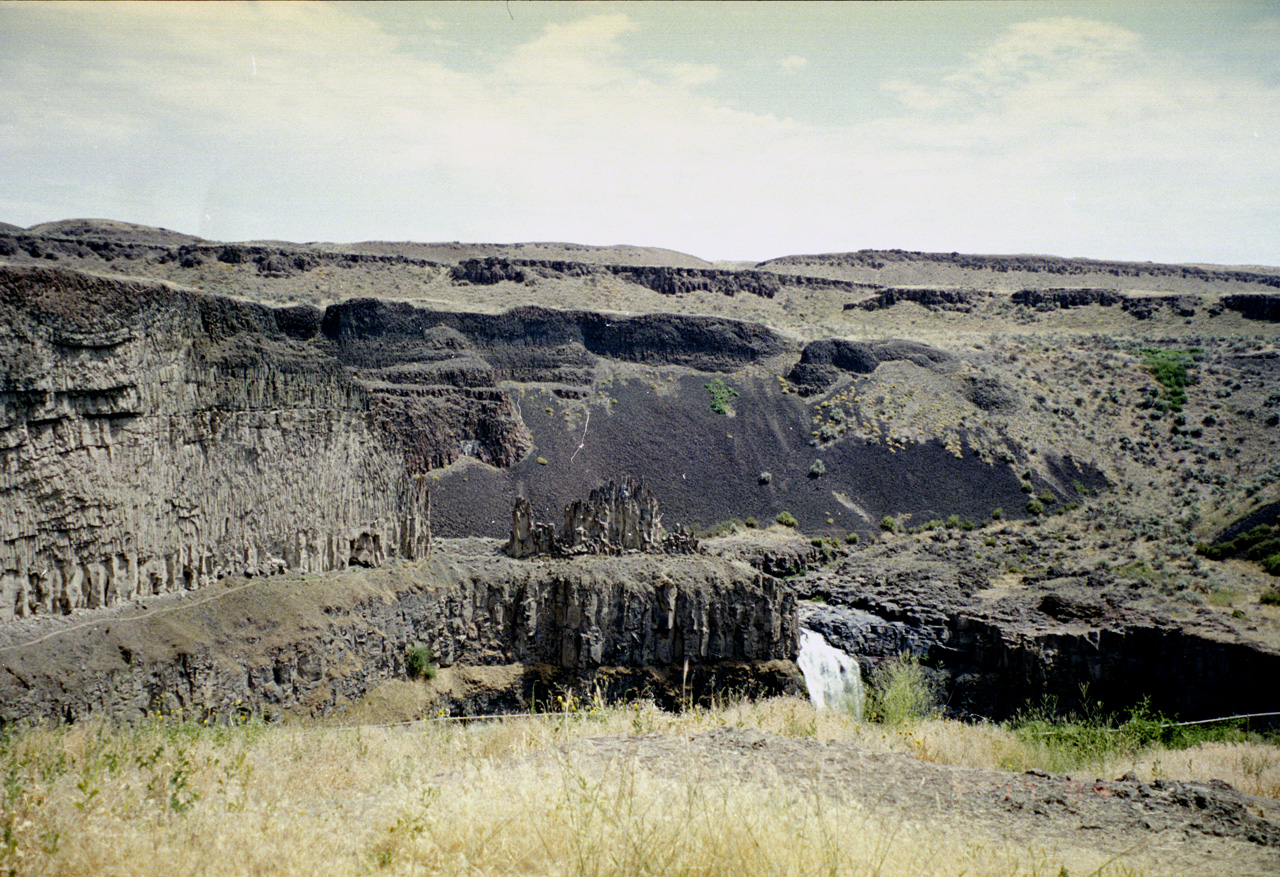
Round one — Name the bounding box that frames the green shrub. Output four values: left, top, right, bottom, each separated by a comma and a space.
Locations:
744, 516, 757, 529
808, 459, 826, 478
945, 514, 960, 529
880, 515, 896, 532
758, 471, 772, 485
1026, 499, 1045, 515
991, 507, 1004, 520
1260, 588, 1280, 606
866, 654, 937, 726
704, 378, 739, 415
536, 456, 548, 465
1139, 347, 1197, 413
845, 532, 860, 545
405, 645, 436, 680
1037, 489, 1057, 505
776, 511, 798, 528
696, 519, 746, 539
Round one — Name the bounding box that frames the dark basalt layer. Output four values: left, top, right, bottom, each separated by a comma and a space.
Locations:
0, 546, 799, 724
798, 556, 1280, 724
786, 338, 955, 395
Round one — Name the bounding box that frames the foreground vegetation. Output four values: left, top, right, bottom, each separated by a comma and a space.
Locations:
3, 685, 1278, 877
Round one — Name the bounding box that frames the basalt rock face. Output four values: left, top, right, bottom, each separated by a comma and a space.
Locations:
0, 266, 433, 620
798, 558, 1280, 724
0, 547, 799, 723
1009, 288, 1199, 318
506, 478, 697, 558
449, 256, 785, 299
786, 338, 955, 395
1222, 294, 1280, 323
848, 287, 992, 313
320, 297, 786, 375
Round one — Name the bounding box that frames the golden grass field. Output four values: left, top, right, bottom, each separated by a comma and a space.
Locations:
4, 690, 1279, 876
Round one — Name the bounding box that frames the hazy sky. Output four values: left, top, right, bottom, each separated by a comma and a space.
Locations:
2, 1, 1278, 264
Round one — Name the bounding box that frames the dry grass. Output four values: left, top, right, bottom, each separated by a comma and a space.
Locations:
3, 696, 1277, 876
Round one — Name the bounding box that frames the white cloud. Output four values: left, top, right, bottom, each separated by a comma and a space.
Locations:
664, 62, 721, 87
780, 55, 807, 73
0, 6, 1277, 264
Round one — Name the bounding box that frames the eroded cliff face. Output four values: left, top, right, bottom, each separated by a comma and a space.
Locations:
0, 545, 798, 723
0, 266, 432, 619
0, 265, 795, 622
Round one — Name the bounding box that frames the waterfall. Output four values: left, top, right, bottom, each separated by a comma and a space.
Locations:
797, 628, 863, 717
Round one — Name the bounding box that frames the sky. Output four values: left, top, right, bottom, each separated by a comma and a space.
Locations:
1, 1, 1278, 265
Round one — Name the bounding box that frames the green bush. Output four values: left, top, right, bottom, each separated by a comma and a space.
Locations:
1260, 588, 1280, 606
845, 532, 860, 545
1026, 499, 1045, 516
991, 507, 1004, 520
808, 459, 826, 478
696, 519, 746, 539
758, 471, 772, 485
880, 515, 896, 532
405, 645, 436, 680
1139, 347, 1198, 413
704, 378, 739, 415
776, 511, 798, 528
866, 654, 937, 726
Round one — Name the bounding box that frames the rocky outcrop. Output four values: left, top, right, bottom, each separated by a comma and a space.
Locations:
1222, 294, 1280, 323
320, 298, 787, 374
786, 338, 955, 395
847, 287, 991, 313
764, 250, 1280, 288
0, 545, 799, 722
798, 557, 1280, 723
449, 256, 785, 299
506, 478, 697, 558
1010, 288, 1198, 319
962, 375, 1020, 412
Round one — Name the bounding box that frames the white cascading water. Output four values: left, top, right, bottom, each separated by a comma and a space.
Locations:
797, 628, 864, 718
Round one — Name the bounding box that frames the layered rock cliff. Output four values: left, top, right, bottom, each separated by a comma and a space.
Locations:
0, 544, 798, 723
0, 266, 432, 619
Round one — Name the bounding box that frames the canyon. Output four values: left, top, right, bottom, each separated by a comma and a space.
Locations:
2, 219, 1280, 727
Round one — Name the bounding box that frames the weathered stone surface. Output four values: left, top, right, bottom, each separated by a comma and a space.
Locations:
796, 556, 1280, 723
1222, 293, 1280, 322
0, 544, 798, 723
848, 287, 991, 313
786, 338, 955, 395
506, 478, 696, 558
1010, 287, 1198, 318
0, 266, 432, 620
